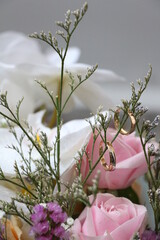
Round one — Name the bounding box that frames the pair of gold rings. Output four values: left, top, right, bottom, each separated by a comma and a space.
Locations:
99, 109, 136, 171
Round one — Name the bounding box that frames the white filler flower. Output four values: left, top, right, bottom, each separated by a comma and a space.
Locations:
0, 31, 125, 116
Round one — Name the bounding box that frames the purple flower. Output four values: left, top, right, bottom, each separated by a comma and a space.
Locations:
32, 221, 50, 235
31, 205, 47, 224
53, 225, 66, 238
33, 204, 45, 213
36, 235, 53, 240
142, 230, 160, 240
30, 202, 68, 240
47, 202, 62, 214
50, 211, 67, 224
31, 211, 47, 224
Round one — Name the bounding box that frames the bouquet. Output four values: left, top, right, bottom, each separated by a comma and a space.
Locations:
0, 3, 160, 240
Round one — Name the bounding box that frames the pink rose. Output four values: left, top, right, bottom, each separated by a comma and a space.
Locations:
81, 128, 147, 189
71, 193, 147, 240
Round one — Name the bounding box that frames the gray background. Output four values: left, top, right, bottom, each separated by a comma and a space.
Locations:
0, 0, 160, 115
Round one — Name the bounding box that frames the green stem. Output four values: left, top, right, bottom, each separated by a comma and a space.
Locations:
56, 33, 72, 191
61, 67, 97, 113
136, 123, 159, 232
136, 123, 156, 189
82, 146, 108, 185
59, 59, 65, 111
111, 113, 127, 144
154, 208, 159, 233
56, 96, 61, 192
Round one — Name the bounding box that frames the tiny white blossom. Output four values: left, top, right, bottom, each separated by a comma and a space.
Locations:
39, 203, 47, 208
67, 217, 74, 226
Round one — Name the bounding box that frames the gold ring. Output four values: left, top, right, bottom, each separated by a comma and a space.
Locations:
99, 141, 116, 171
114, 109, 136, 135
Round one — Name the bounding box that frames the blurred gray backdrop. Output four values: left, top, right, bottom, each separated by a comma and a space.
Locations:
0, 0, 160, 114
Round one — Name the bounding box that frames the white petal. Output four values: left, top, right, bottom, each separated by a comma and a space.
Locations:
15, 62, 59, 75
65, 47, 81, 66
74, 80, 114, 111
11, 64, 60, 106
0, 111, 49, 176
0, 79, 35, 121
0, 184, 16, 202
46, 47, 81, 66
60, 125, 92, 186
60, 125, 91, 174
60, 118, 90, 138
0, 184, 30, 213
27, 110, 51, 135
0, 62, 15, 70
66, 63, 125, 82
0, 31, 45, 65
0, 110, 55, 176
0, 128, 31, 175
59, 113, 109, 185
13, 64, 76, 111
